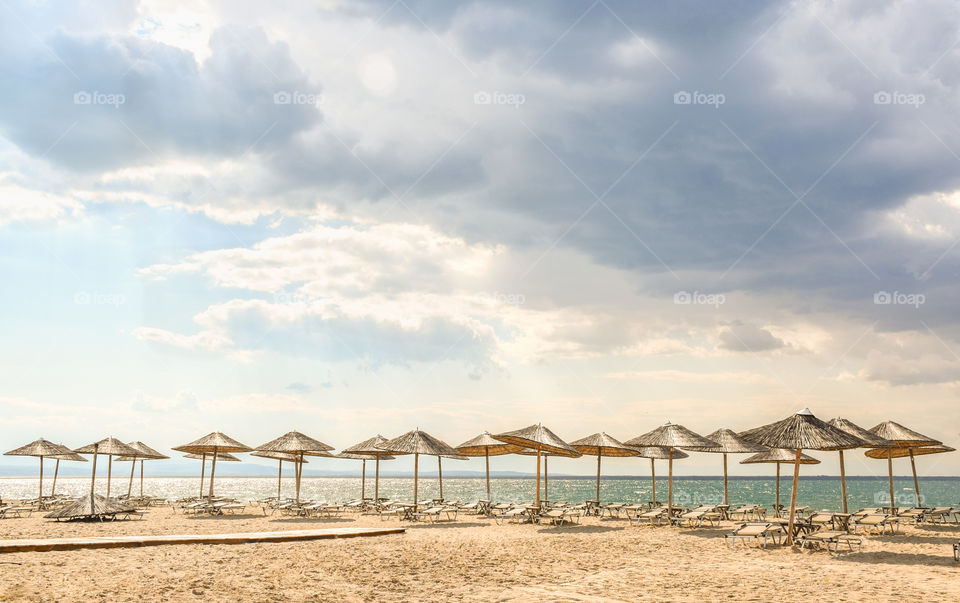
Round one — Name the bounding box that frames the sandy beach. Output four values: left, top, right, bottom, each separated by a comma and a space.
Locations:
1, 508, 957, 602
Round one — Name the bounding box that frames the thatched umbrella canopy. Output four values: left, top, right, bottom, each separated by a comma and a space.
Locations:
739, 409, 861, 544
570, 433, 639, 506
868, 421, 942, 509
630, 446, 688, 507
114, 441, 169, 500
343, 435, 396, 504
699, 429, 767, 506
44, 494, 132, 521
4, 439, 74, 503
173, 432, 251, 500
73, 438, 139, 514
254, 431, 334, 503
625, 423, 717, 517
252, 451, 311, 502
336, 451, 394, 501
456, 432, 524, 501
493, 423, 581, 508
377, 429, 460, 507
48, 447, 87, 498
183, 451, 240, 499
741, 449, 820, 515
827, 418, 894, 513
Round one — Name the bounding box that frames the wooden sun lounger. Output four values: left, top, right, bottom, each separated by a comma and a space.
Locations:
726, 522, 784, 548
852, 514, 899, 535
798, 529, 862, 554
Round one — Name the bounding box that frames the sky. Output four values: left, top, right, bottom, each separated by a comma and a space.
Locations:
1, 0, 960, 478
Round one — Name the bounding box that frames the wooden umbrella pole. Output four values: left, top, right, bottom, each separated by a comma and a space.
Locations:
361, 459, 366, 501
596, 453, 602, 507
38, 456, 44, 503
775, 463, 781, 516
838, 450, 848, 514
413, 453, 419, 508
375, 456, 380, 504
438, 456, 443, 501
140, 460, 145, 498
722, 453, 728, 506
277, 460, 282, 501
52, 459, 60, 497
535, 446, 542, 508
650, 458, 656, 505
128, 456, 136, 498
208, 447, 218, 500
544, 456, 549, 504
296, 452, 303, 503
89, 446, 98, 515
786, 449, 801, 546
485, 448, 491, 502
909, 449, 921, 506
888, 450, 895, 513
107, 455, 112, 499
667, 448, 674, 518
199, 454, 206, 498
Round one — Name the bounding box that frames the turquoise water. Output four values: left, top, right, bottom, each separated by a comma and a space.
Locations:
3, 475, 958, 510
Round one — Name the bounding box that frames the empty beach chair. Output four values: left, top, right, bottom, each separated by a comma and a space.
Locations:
852, 514, 899, 535
725, 523, 784, 548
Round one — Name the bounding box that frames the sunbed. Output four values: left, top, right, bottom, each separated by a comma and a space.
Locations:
852, 514, 899, 535
922, 507, 957, 524
725, 522, 784, 548
538, 507, 582, 526
674, 505, 721, 528
632, 506, 670, 526
798, 528, 862, 554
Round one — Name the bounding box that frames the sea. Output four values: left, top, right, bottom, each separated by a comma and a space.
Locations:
3, 475, 958, 510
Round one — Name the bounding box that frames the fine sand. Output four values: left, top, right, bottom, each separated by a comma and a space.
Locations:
0, 508, 958, 602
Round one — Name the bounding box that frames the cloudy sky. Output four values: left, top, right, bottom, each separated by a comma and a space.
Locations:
2, 0, 960, 477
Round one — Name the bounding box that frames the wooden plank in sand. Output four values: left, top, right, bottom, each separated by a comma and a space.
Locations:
0, 527, 405, 553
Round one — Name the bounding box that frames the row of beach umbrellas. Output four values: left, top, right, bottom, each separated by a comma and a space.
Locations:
5, 411, 952, 539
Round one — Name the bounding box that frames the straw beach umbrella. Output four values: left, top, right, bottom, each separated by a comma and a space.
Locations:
253, 431, 334, 503
865, 444, 955, 506
377, 429, 460, 508
570, 433, 640, 507
868, 421, 942, 509
252, 451, 309, 502
827, 418, 893, 513
700, 429, 767, 506
48, 447, 87, 498
493, 423, 581, 508
343, 435, 395, 504
73, 438, 139, 515
4, 439, 74, 504
739, 409, 861, 544
115, 441, 168, 499
184, 452, 240, 498
624, 423, 717, 518
173, 432, 251, 500
630, 446, 688, 506
336, 451, 394, 501
455, 432, 523, 501
741, 448, 820, 516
